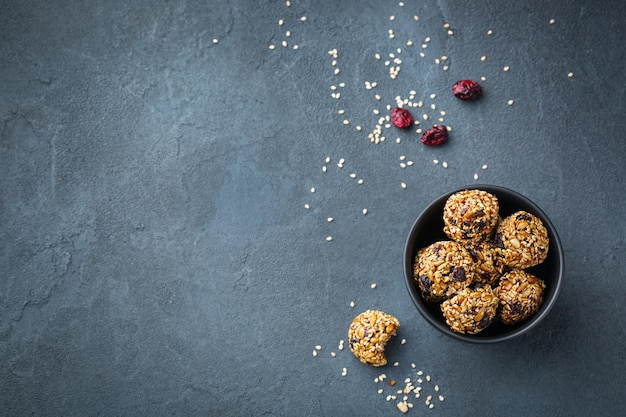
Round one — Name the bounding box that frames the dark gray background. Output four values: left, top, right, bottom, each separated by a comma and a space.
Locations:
1, 0, 624, 416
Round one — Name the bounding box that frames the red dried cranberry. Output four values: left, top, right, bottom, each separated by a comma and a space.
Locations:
421, 125, 448, 146
391, 107, 413, 129
452, 79, 483, 100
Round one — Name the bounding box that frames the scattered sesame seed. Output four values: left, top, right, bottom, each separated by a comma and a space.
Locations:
481, 76, 487, 81
480, 55, 487, 61
394, 362, 400, 367
357, 179, 364, 185
433, 159, 439, 164
341, 367, 348, 377
378, 388, 384, 394
442, 161, 448, 168
322, 166, 327, 173
350, 301, 355, 308
286, 0, 291, 6
487, 29, 493, 35
339, 340, 345, 350
212, 38, 219, 44
315, 345, 322, 350
400, 182, 407, 189
310, 187, 315, 193
401, 338, 407, 344
285, 30, 291, 37
568, 72, 574, 78
399, 1, 405, 6
278, 19, 284, 26
326, 236, 333, 242
549, 18, 556, 24
327, 217, 334, 222
390, 15, 395, 21
507, 99, 515, 106
268, 44, 275, 50
448, 30, 454, 35
312, 350, 318, 357
362, 208, 368, 215
343, 119, 350, 125
334, 68, 340, 75
304, 204, 310, 209
443, 23, 450, 28
429, 404, 434, 409
293, 45, 299, 50
300, 16, 307, 22
439, 395, 445, 402
407, 161, 413, 166
325, 156, 331, 163
371, 283, 377, 289
330, 351, 336, 357
482, 164, 488, 170
435, 385, 440, 391
474, 173, 479, 180
282, 40, 288, 47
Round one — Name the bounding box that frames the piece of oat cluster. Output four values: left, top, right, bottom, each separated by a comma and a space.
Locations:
495, 269, 546, 325
348, 310, 399, 367
494, 211, 549, 269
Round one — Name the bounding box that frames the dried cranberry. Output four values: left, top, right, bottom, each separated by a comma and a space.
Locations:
391, 107, 413, 129
421, 125, 448, 146
450, 267, 466, 282
453, 79, 483, 100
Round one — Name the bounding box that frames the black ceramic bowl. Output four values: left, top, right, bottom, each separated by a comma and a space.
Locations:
403, 185, 563, 343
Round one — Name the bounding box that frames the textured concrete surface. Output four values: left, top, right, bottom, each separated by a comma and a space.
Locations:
1, 0, 625, 416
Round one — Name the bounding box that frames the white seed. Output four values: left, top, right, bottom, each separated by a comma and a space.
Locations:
549, 18, 556, 24
426, 375, 431, 382
407, 161, 413, 166
568, 72, 574, 78
304, 204, 310, 209
411, 363, 416, 368
268, 44, 275, 50
322, 166, 327, 173
300, 16, 307, 22
435, 385, 440, 391
371, 283, 377, 289
414, 15, 419, 21
285, 30, 291, 37
508, 99, 515, 105
482, 164, 488, 170
487, 29, 493, 35
327, 217, 333, 222
433, 159, 439, 164
439, 395, 445, 402
503, 66, 510, 72
341, 368, 347, 377
312, 350, 318, 357
326, 236, 333, 242
315, 345, 322, 350
334, 68, 340, 75
400, 182, 407, 189
310, 187, 315, 193
390, 15, 395, 21
278, 19, 284, 26
343, 119, 350, 125
350, 301, 355, 308
330, 351, 336, 357
429, 404, 434, 409
417, 371, 423, 376
357, 179, 363, 185
293, 45, 299, 50
401, 338, 407, 344
474, 173, 479, 180
480, 55, 487, 61
393, 362, 400, 367
442, 161, 448, 168
282, 40, 288, 47
362, 208, 368, 215
212, 38, 219, 44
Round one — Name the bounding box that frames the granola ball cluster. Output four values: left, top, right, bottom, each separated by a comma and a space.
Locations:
348, 310, 399, 367
413, 189, 550, 334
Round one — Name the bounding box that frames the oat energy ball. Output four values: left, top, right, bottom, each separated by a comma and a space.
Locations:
496, 270, 546, 325
494, 210, 549, 269
441, 286, 499, 334
414, 241, 475, 302
443, 189, 500, 244
348, 310, 400, 367
466, 242, 506, 286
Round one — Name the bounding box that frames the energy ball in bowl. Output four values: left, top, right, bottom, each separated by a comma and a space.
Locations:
494, 210, 549, 269
440, 286, 499, 334
465, 242, 506, 286
348, 310, 400, 367
414, 241, 475, 302
495, 269, 546, 325
443, 189, 500, 244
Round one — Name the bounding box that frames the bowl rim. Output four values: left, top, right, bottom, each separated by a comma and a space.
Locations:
403, 184, 564, 343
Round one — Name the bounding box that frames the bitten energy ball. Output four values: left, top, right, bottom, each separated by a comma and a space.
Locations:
495, 269, 546, 325
348, 310, 400, 367
414, 241, 475, 302
443, 189, 500, 244
494, 210, 549, 269
466, 242, 506, 286
441, 286, 499, 334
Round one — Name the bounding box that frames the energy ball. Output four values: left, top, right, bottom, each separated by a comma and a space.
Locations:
443, 189, 500, 244
348, 310, 400, 367
414, 241, 475, 302
494, 211, 549, 269
465, 242, 506, 286
440, 286, 499, 334
495, 269, 546, 325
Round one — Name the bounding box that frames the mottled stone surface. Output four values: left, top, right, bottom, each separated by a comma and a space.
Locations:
1, 0, 624, 415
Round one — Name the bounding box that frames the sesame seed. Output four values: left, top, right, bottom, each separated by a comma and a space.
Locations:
400, 182, 407, 189
325, 156, 331, 163
327, 217, 333, 222
371, 283, 377, 289
442, 161, 448, 168
433, 159, 439, 164
341, 368, 348, 377
487, 29, 493, 35
568, 72, 574, 78
507, 99, 515, 105
474, 173, 479, 180
312, 350, 318, 357
357, 179, 364, 185
390, 15, 395, 21
435, 385, 440, 391
339, 158, 345, 165
399, 1, 405, 6
278, 19, 284, 26
439, 395, 445, 402
378, 388, 384, 394
414, 15, 419, 21
268, 44, 275, 50
212, 38, 219, 44
417, 370, 423, 376
315, 345, 322, 350
286, 0, 291, 6
443, 23, 450, 28
407, 161, 413, 166
482, 164, 488, 170
338, 340, 345, 349
350, 301, 355, 308
480, 55, 487, 61
337, 108, 343, 113
362, 208, 368, 215
429, 404, 434, 409
481, 75, 487, 81
310, 187, 315, 193
326, 236, 333, 241
304, 204, 310, 209
334, 68, 340, 75
300, 16, 307, 22
406, 39, 413, 46
503, 66, 510, 72
343, 119, 350, 125
285, 30, 291, 37
322, 166, 327, 173
549, 18, 556, 24
293, 45, 299, 50
411, 363, 416, 368
394, 362, 399, 367
356, 126, 362, 131
401, 338, 407, 344
282, 40, 288, 47
330, 351, 336, 357
447, 30, 454, 35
